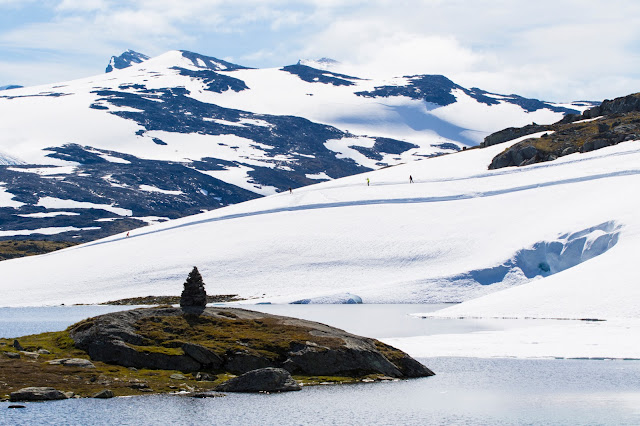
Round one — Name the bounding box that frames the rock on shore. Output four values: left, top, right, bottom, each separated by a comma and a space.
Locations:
10, 387, 68, 401
68, 306, 434, 379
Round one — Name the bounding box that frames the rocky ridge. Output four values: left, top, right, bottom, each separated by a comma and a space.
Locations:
486, 93, 640, 169
1, 306, 433, 400
68, 306, 433, 378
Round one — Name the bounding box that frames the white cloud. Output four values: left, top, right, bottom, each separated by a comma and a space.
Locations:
0, 0, 639, 101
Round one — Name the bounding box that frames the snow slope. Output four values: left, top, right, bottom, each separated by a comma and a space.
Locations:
0, 50, 595, 242
0, 132, 639, 318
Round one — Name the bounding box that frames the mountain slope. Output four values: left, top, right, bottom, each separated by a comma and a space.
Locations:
0, 128, 637, 313
0, 50, 594, 242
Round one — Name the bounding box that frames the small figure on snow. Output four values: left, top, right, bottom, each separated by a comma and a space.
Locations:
366, 177, 370, 186
409, 175, 413, 183
289, 187, 292, 194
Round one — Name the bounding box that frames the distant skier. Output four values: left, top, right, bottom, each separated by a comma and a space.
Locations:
289, 187, 292, 194
409, 175, 413, 183
366, 177, 370, 186
126, 231, 130, 237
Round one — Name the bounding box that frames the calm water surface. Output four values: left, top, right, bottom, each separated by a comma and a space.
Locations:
1, 304, 639, 425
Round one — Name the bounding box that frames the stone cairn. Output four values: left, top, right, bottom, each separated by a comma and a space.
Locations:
180, 266, 207, 308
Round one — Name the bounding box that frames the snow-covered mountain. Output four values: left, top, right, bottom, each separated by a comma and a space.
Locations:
1, 129, 637, 314
0, 49, 595, 242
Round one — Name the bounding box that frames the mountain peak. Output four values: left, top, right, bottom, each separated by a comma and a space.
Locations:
298, 58, 340, 70
105, 50, 150, 73
177, 50, 251, 71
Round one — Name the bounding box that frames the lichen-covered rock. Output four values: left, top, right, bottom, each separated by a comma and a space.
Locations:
10, 387, 68, 401
48, 358, 95, 368
215, 368, 301, 393
68, 306, 435, 379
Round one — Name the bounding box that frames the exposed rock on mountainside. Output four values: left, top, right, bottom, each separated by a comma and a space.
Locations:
68, 306, 434, 378
105, 50, 149, 73
488, 93, 640, 169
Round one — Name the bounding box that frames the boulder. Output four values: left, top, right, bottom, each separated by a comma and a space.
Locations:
189, 391, 225, 398
3, 352, 20, 359
20, 351, 39, 359
195, 372, 216, 381
48, 358, 95, 368
93, 389, 114, 399
215, 368, 301, 393
10, 387, 68, 402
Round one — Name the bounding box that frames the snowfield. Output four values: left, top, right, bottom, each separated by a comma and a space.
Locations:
1, 132, 639, 358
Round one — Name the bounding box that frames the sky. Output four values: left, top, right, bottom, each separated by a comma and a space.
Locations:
0, 0, 639, 102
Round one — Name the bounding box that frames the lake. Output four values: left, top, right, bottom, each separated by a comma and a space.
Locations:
1, 304, 639, 425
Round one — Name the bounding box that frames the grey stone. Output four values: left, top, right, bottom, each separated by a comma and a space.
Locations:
12, 340, 23, 351
19, 351, 39, 359
195, 372, 216, 381
189, 391, 225, 398
93, 389, 114, 399
582, 139, 612, 152
37, 349, 51, 354
215, 368, 301, 393
170, 373, 186, 380
48, 358, 96, 368
128, 382, 149, 389
3, 352, 20, 359
10, 387, 68, 402
182, 343, 223, 369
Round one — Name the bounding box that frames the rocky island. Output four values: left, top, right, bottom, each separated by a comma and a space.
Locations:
1, 268, 433, 401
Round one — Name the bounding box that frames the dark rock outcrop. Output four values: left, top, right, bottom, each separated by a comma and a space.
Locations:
10, 387, 68, 402
582, 93, 640, 119
68, 306, 435, 379
481, 123, 550, 147
181, 343, 223, 369
487, 93, 640, 169
215, 368, 301, 393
